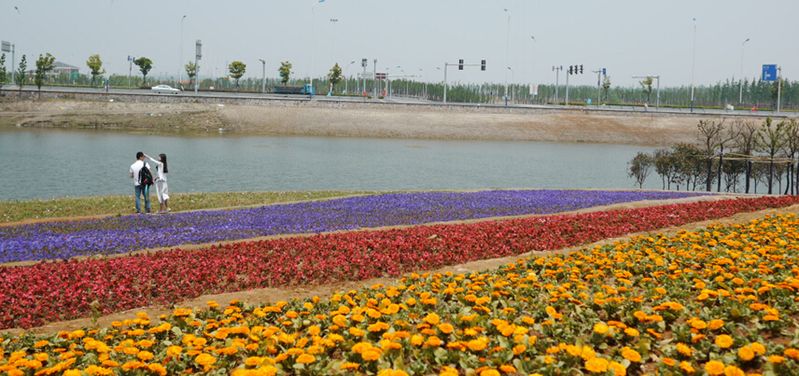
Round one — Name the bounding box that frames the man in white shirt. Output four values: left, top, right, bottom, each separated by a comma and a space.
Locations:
129, 151, 151, 214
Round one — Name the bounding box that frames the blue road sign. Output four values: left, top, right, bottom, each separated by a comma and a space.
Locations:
762, 64, 777, 82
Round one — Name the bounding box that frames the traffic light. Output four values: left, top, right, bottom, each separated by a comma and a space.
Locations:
579, 65, 584, 74
458, 59, 464, 70
481, 59, 486, 71
568, 66, 573, 75
602, 68, 606, 76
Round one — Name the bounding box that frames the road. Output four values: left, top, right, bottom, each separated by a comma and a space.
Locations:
3, 85, 795, 119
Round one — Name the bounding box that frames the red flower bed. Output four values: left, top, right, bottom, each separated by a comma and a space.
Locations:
1, 196, 796, 329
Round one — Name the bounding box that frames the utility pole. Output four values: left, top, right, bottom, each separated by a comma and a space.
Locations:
690, 18, 697, 112
194, 40, 202, 95
127, 55, 134, 89
178, 15, 186, 87
259, 59, 266, 93
592, 68, 602, 105
552, 66, 562, 104
372, 58, 377, 98
565, 70, 570, 105
777, 66, 782, 113
443, 62, 449, 103
11, 44, 15, 87
361, 58, 367, 98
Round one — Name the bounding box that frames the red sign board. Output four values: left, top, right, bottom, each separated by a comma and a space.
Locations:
375, 73, 387, 80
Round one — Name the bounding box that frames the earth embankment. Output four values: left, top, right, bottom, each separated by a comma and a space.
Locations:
0, 97, 763, 146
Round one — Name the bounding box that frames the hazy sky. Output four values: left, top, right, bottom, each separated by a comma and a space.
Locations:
1, 0, 796, 87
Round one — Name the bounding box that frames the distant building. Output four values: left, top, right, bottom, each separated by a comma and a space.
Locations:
52, 61, 80, 80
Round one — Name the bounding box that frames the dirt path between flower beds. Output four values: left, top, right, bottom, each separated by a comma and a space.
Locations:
6, 200, 794, 336
0, 193, 739, 268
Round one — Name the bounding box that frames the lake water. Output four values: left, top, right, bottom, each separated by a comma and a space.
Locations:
0, 129, 658, 200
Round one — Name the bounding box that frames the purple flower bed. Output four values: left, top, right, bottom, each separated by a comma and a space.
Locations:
0, 190, 704, 263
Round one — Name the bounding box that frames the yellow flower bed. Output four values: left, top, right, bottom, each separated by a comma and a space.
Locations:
3, 214, 799, 375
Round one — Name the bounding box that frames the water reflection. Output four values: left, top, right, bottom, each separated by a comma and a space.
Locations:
0, 128, 657, 200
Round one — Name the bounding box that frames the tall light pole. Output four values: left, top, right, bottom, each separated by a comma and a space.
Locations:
739, 37, 750, 104
419, 68, 426, 98
259, 59, 266, 93
503, 8, 511, 104
329, 18, 339, 60
506, 66, 514, 104
529, 35, 535, 103
178, 15, 186, 87
310, 1, 325, 97
690, 17, 697, 112
344, 60, 355, 94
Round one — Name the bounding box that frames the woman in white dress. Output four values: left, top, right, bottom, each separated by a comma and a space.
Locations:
144, 153, 170, 213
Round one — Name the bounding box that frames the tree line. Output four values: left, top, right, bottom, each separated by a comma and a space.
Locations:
1, 52, 796, 109
628, 117, 799, 195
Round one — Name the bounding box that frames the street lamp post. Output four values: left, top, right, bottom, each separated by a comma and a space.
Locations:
503, 8, 511, 105
344, 60, 355, 94
529, 35, 535, 104
690, 18, 697, 112
259, 59, 266, 93
179, 15, 186, 87
419, 68, 425, 98
552, 66, 562, 104
739, 38, 750, 104
128, 55, 134, 89
506, 66, 514, 105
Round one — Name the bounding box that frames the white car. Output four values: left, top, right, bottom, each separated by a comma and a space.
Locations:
151, 85, 180, 94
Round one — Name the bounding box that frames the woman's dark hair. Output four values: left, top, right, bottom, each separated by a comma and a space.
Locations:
136, 151, 144, 159
159, 153, 168, 173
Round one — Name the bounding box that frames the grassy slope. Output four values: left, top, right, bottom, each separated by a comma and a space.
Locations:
0, 191, 370, 224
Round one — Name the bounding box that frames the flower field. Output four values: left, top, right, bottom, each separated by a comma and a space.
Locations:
0, 190, 701, 263
2, 210, 799, 375
1, 196, 796, 330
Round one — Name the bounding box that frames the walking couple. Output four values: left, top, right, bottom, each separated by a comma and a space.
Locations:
129, 151, 170, 214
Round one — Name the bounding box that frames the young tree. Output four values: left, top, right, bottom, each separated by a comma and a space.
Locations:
133, 57, 153, 86
185, 61, 197, 87
755, 117, 788, 194
279, 61, 292, 85
328, 63, 343, 95
86, 54, 105, 87
15, 54, 27, 91
782, 119, 799, 194
0, 53, 6, 90
716, 123, 739, 192
601, 76, 611, 103
639, 76, 654, 104
671, 143, 703, 191
653, 149, 675, 190
697, 119, 725, 191
735, 120, 758, 193
34, 53, 56, 97
228, 61, 246, 89
628, 152, 653, 189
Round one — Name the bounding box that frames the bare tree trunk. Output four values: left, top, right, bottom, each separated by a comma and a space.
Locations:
745, 160, 751, 193
785, 165, 791, 195
768, 159, 774, 195
717, 146, 724, 192
706, 158, 713, 192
